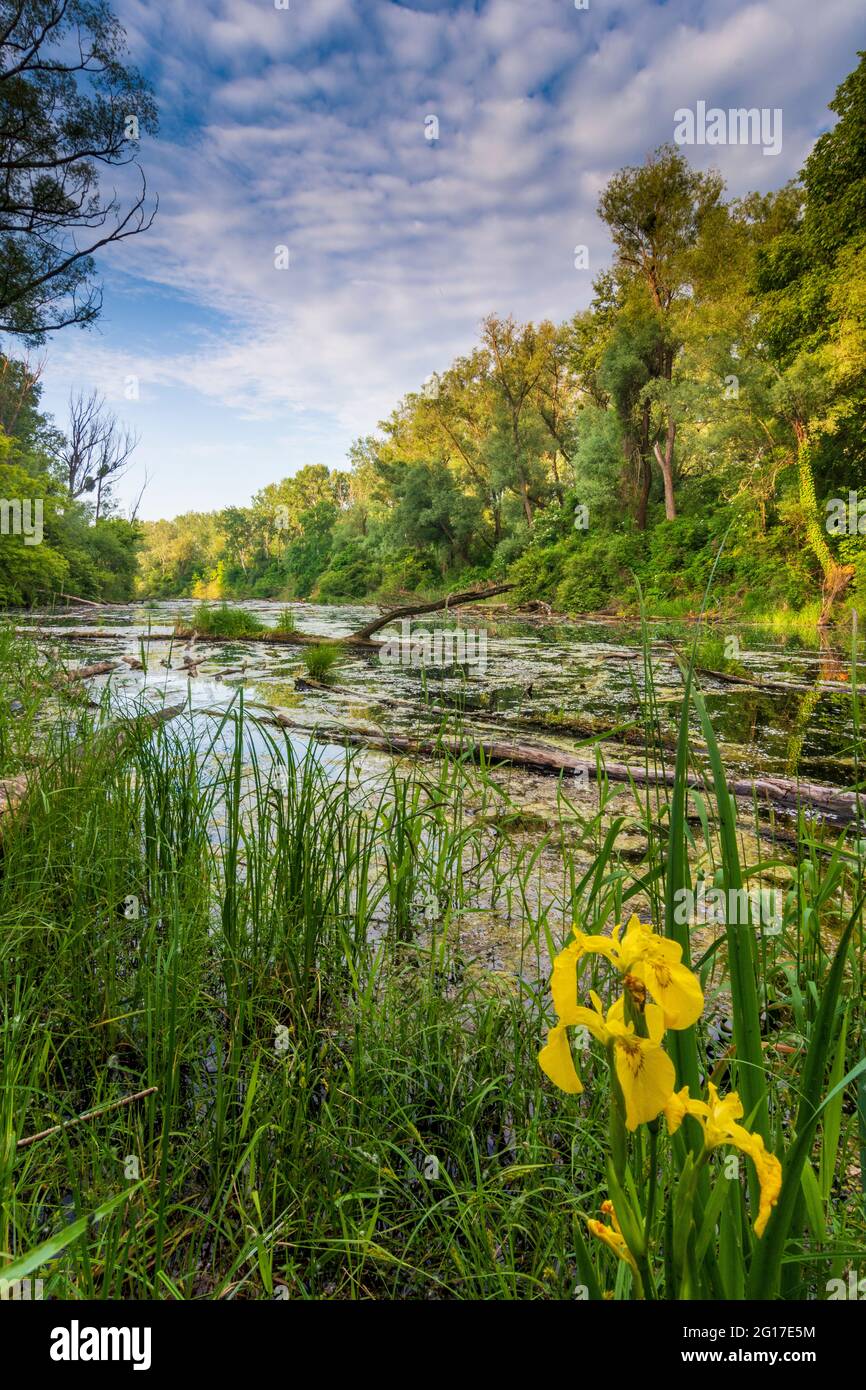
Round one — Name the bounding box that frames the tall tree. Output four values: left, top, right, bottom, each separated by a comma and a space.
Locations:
598, 145, 723, 522
0, 0, 157, 340
753, 51, 866, 622
481, 314, 555, 525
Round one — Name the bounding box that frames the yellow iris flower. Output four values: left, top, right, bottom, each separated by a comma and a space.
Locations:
539, 991, 676, 1130
586, 1200, 639, 1278
664, 1083, 783, 1237
551, 915, 703, 1031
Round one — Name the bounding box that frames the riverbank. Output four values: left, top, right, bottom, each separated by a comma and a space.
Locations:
1, 620, 864, 1299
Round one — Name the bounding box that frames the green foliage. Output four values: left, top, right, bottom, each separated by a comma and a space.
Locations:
315, 539, 381, 601
0, 0, 157, 339
185, 603, 265, 639
273, 607, 296, 634
378, 546, 438, 595
0, 457, 67, 604
302, 642, 340, 681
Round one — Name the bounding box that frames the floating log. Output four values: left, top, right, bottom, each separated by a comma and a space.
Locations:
276, 722, 862, 826
0, 703, 187, 831
57, 660, 124, 683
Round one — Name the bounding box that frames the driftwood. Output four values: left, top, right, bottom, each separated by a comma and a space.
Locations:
347, 583, 514, 642
266, 719, 863, 826
0, 703, 186, 831
57, 660, 123, 684
692, 665, 813, 694
58, 592, 107, 608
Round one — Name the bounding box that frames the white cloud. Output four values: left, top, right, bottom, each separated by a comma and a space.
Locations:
38, 0, 865, 517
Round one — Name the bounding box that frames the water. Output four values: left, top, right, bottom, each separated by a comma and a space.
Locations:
15, 599, 858, 790
9, 597, 857, 986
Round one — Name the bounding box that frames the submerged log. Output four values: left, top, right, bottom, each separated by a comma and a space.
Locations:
0, 703, 187, 832
270, 719, 863, 826
295, 676, 683, 751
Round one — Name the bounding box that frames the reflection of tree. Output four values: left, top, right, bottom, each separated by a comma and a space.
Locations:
784, 630, 849, 776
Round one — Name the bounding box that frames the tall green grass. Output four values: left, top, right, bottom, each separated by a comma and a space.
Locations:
0, 626, 863, 1299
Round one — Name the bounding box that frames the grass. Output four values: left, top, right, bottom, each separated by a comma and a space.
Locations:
181, 603, 266, 639
302, 642, 340, 681
273, 606, 297, 634
0, 622, 864, 1300
689, 633, 749, 677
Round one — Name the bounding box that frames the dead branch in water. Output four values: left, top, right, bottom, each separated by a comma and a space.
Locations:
17, 1087, 158, 1150
345, 583, 514, 642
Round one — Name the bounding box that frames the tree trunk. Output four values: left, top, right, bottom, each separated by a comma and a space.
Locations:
636, 454, 651, 531
520, 477, 533, 525
635, 402, 652, 531
653, 418, 677, 520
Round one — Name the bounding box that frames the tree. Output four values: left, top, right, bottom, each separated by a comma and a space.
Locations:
753, 51, 866, 622
597, 146, 723, 521
55, 388, 138, 519
0, 0, 158, 340
481, 314, 556, 525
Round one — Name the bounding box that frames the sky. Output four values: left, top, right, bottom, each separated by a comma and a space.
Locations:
33, 0, 866, 521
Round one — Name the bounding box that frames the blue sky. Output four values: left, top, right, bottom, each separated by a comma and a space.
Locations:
35, 0, 866, 520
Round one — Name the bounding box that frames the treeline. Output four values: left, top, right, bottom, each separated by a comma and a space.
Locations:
0, 0, 156, 606
0, 362, 141, 605
137, 53, 866, 624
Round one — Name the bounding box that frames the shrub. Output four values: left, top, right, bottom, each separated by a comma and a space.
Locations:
183, 603, 265, 638
302, 642, 340, 681
274, 606, 297, 634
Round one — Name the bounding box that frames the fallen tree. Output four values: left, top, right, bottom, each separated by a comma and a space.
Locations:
0, 703, 186, 831
260, 712, 864, 826
17, 583, 516, 652
345, 583, 514, 642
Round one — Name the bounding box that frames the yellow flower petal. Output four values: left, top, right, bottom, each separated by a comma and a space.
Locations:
538, 1023, 584, 1094
669, 1084, 782, 1237
619, 920, 704, 1029
664, 1085, 708, 1134
613, 1031, 677, 1131
550, 940, 583, 1022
